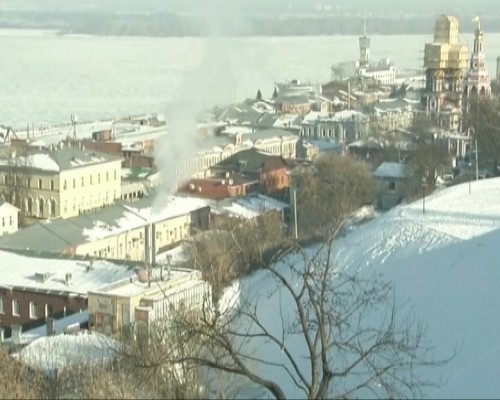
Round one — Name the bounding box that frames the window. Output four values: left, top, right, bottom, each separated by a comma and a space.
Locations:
29, 301, 38, 319
51, 199, 56, 217
1, 218, 4, 227
90, 175, 93, 185
45, 304, 53, 317
98, 173, 100, 183
27, 178, 31, 188
9, 216, 12, 226
106, 171, 109, 181
81, 177, 84, 187
63, 180, 67, 190
388, 181, 396, 191
50, 180, 55, 190
12, 299, 20, 316
27, 197, 33, 215
114, 170, 117, 180
73, 178, 76, 188
38, 179, 42, 189
39, 197, 44, 215
0, 296, 4, 314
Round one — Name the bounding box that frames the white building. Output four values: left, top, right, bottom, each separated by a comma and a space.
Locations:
88, 269, 211, 336
300, 110, 369, 144
0, 201, 19, 235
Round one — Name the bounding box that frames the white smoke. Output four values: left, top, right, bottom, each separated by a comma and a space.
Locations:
154, 0, 247, 200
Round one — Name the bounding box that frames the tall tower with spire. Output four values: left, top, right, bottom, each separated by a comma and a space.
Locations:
464, 16, 491, 101
358, 15, 370, 69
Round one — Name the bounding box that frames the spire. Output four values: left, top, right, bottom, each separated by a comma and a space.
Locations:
473, 15, 481, 33
363, 10, 367, 37
472, 15, 483, 54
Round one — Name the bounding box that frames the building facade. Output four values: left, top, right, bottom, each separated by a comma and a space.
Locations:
300, 110, 369, 144
210, 148, 291, 200
0, 197, 210, 263
88, 269, 211, 336
0, 143, 122, 219
373, 162, 410, 210
0, 202, 19, 235
0, 254, 135, 337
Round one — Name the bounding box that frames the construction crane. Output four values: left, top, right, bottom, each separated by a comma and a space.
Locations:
0, 125, 18, 144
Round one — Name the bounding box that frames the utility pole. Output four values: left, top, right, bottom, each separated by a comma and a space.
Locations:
293, 187, 298, 240
469, 162, 472, 194
422, 176, 426, 215
475, 138, 479, 180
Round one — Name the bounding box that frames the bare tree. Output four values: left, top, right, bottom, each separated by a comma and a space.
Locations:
0, 347, 43, 399
0, 147, 32, 218
464, 97, 500, 172
293, 154, 375, 239
169, 229, 448, 400
408, 142, 450, 187
185, 211, 285, 302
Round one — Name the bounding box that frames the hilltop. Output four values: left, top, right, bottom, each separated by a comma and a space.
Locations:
228, 177, 500, 398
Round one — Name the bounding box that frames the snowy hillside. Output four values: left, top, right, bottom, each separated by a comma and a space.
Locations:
228, 177, 500, 399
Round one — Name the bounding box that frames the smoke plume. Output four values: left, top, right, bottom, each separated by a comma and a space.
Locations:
155, 0, 247, 200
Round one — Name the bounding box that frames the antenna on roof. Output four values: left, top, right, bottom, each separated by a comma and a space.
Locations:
363, 9, 367, 37
70, 114, 78, 142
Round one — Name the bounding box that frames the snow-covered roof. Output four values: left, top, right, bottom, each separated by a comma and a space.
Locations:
302, 109, 367, 124
221, 194, 289, 219
373, 162, 408, 179
0, 251, 135, 294
92, 268, 202, 299
4, 311, 89, 346
0, 145, 121, 173
15, 331, 118, 374
83, 196, 209, 242
224, 177, 500, 399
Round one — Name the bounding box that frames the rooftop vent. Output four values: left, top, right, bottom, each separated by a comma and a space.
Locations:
46, 317, 56, 336
35, 272, 50, 283
64, 323, 80, 335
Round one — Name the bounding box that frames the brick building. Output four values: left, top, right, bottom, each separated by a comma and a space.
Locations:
210, 148, 291, 200
178, 175, 259, 201
0, 252, 135, 337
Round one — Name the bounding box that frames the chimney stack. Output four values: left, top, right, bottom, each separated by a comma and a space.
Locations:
46, 317, 56, 336
11, 325, 22, 344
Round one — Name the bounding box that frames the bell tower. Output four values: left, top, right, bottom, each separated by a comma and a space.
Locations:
464, 16, 491, 102
358, 15, 370, 70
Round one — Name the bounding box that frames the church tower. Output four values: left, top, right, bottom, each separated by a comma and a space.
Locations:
358, 17, 370, 70
463, 16, 491, 102
422, 15, 468, 132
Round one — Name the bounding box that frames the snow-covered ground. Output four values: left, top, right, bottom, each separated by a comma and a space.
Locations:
15, 331, 118, 376
224, 177, 500, 399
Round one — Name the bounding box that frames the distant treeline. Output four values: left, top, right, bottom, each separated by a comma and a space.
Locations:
1, 12, 499, 36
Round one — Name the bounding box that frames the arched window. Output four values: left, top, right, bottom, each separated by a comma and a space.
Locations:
27, 197, 33, 215
39, 197, 44, 216
50, 199, 56, 217
45, 304, 53, 317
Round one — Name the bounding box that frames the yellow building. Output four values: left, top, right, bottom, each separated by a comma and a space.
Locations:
0, 195, 211, 263
0, 142, 122, 219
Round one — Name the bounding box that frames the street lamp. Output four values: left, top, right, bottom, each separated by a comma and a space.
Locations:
468, 162, 472, 195
422, 176, 427, 215
467, 126, 478, 181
